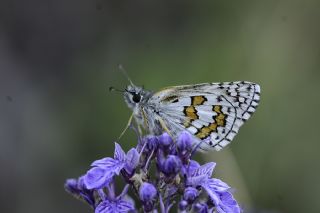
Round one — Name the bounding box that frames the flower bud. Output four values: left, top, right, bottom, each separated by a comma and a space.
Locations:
124, 148, 139, 176
64, 178, 78, 194
181, 160, 200, 177
64, 177, 95, 208
158, 133, 172, 151
139, 182, 157, 202
145, 135, 159, 152
179, 200, 188, 211
139, 182, 157, 212
156, 148, 166, 167
183, 187, 199, 203
160, 155, 182, 176
194, 203, 208, 213
177, 131, 192, 155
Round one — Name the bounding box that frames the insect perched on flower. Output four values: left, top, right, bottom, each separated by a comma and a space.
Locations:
114, 65, 260, 151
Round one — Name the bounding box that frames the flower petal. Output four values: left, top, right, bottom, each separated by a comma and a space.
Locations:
91, 157, 115, 167
201, 178, 231, 207
125, 148, 139, 173
114, 143, 126, 162
192, 162, 216, 178
91, 158, 125, 175
95, 199, 135, 213
187, 174, 208, 187
115, 199, 135, 213
182, 160, 200, 177
83, 167, 113, 190
64, 178, 95, 207
144, 135, 159, 152
64, 178, 79, 195
193, 202, 209, 213
206, 178, 230, 192
216, 191, 241, 213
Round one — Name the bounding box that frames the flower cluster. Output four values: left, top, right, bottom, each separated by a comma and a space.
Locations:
65, 132, 241, 213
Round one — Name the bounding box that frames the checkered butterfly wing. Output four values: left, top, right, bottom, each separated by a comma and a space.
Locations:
151, 81, 260, 151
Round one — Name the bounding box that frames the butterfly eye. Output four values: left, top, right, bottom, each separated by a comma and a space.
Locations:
132, 93, 141, 103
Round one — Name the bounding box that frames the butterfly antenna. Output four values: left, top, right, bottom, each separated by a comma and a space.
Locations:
109, 86, 125, 93
118, 64, 134, 86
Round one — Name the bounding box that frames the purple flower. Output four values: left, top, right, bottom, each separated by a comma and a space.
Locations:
94, 184, 134, 213
65, 132, 241, 213
183, 187, 199, 203
139, 182, 157, 202
184, 161, 241, 212
216, 191, 241, 213
158, 133, 172, 151
179, 200, 188, 211
186, 162, 216, 186
64, 177, 95, 208
95, 199, 134, 213
139, 182, 157, 212
138, 136, 158, 169
202, 178, 231, 206
143, 135, 159, 152
124, 148, 139, 175
193, 202, 209, 213
176, 131, 192, 157
84, 167, 114, 190
83, 143, 139, 189
181, 160, 200, 177
193, 162, 216, 178
160, 155, 182, 176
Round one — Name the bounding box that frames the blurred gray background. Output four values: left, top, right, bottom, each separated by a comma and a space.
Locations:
1, 0, 320, 212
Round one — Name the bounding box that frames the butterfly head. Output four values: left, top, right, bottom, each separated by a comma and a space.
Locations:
124, 85, 152, 109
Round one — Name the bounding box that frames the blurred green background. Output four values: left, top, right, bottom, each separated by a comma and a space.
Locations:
1, 0, 320, 212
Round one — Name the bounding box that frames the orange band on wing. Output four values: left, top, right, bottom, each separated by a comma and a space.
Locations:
195, 105, 227, 139
183, 96, 207, 127
184, 106, 198, 120
192, 96, 206, 106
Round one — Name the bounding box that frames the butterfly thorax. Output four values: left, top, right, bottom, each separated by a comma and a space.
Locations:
124, 85, 158, 132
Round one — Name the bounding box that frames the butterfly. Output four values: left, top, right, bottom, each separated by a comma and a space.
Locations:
113, 67, 260, 151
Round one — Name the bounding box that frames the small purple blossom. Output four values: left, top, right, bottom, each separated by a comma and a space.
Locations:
64, 177, 95, 208
139, 182, 157, 212
83, 143, 139, 190
139, 182, 157, 202
216, 191, 241, 213
143, 135, 159, 152
176, 131, 192, 157
160, 155, 182, 176
95, 198, 134, 213
179, 200, 188, 211
158, 133, 172, 151
124, 148, 140, 175
183, 187, 199, 203
94, 184, 135, 213
65, 131, 241, 213
194, 202, 209, 213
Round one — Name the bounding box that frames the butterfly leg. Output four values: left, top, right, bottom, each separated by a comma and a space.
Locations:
137, 124, 143, 135
118, 113, 134, 140
158, 117, 173, 138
